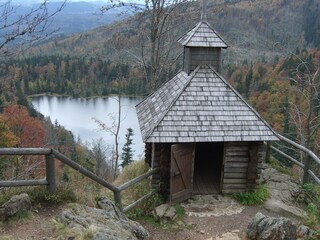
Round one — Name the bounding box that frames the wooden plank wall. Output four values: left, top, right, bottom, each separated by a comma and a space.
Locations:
188, 47, 220, 74
222, 141, 264, 194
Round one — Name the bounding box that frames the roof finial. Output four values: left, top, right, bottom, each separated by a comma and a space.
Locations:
201, 0, 207, 22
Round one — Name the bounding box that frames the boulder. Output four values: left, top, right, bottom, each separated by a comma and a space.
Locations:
153, 203, 177, 223
247, 212, 315, 240
0, 193, 31, 221
56, 198, 149, 240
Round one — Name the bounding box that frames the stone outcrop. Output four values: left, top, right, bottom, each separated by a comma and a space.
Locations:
247, 212, 315, 240
0, 193, 32, 221
56, 198, 149, 240
259, 166, 307, 219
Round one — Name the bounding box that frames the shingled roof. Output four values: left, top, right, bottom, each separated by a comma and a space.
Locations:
136, 65, 279, 143
177, 21, 228, 48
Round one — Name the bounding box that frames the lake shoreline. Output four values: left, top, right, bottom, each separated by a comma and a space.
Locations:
32, 95, 145, 159
28, 93, 146, 100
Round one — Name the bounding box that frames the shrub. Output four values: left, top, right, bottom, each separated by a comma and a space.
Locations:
234, 185, 269, 205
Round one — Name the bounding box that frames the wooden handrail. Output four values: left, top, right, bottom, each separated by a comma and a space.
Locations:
0, 179, 48, 187
118, 168, 160, 191
270, 134, 320, 185
270, 146, 304, 168
276, 134, 320, 165
0, 147, 159, 212
0, 148, 52, 155
52, 149, 120, 192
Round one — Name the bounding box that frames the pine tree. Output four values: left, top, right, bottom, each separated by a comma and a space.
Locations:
121, 128, 134, 169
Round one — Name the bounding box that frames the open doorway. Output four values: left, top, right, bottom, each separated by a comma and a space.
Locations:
193, 142, 224, 194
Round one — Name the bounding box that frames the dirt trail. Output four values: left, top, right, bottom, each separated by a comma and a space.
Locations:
0, 196, 289, 240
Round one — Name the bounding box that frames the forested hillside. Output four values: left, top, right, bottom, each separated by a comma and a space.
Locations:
0, 0, 319, 156
226, 48, 320, 159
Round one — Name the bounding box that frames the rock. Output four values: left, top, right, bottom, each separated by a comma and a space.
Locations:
154, 204, 169, 219
215, 232, 240, 240
153, 204, 177, 222
56, 198, 149, 240
296, 225, 315, 239
260, 166, 310, 220
0, 193, 31, 221
247, 212, 315, 240
264, 199, 307, 220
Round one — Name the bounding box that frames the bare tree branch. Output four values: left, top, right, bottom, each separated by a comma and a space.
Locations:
0, 0, 68, 58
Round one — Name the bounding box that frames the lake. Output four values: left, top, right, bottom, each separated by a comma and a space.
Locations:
32, 95, 145, 159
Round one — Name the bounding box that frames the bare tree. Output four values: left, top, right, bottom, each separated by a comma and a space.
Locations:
287, 54, 320, 182
90, 138, 114, 181
0, 0, 67, 58
289, 55, 320, 153
101, 0, 186, 91
93, 96, 122, 180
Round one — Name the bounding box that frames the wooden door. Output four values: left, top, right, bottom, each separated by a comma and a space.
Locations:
170, 143, 195, 203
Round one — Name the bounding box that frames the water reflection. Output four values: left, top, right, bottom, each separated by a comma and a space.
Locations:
32, 95, 145, 159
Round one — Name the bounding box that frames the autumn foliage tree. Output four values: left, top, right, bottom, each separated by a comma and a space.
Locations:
3, 105, 45, 148
1, 104, 45, 179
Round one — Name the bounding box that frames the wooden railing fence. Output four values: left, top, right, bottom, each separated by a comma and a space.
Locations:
266, 134, 320, 185
0, 148, 159, 212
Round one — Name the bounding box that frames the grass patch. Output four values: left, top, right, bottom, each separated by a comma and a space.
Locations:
174, 204, 185, 218
0, 185, 76, 206
303, 184, 320, 230
234, 185, 269, 205
7, 209, 32, 223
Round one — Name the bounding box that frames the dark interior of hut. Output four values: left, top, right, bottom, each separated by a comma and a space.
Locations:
193, 142, 224, 194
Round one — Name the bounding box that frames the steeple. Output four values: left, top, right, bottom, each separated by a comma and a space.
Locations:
177, 0, 228, 75
201, 0, 207, 22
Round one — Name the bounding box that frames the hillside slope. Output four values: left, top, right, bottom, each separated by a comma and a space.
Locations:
28, 0, 319, 63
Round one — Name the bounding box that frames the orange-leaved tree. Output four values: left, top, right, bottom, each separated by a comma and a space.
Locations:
2, 104, 45, 179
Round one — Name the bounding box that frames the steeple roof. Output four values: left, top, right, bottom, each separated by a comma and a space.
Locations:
177, 21, 228, 48
136, 65, 278, 143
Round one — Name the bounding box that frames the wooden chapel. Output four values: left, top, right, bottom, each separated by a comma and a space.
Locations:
136, 0, 278, 203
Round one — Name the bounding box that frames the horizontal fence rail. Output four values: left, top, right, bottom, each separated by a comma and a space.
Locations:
0, 148, 160, 211
268, 134, 320, 185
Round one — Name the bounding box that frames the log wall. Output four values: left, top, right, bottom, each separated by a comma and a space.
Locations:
222, 141, 264, 194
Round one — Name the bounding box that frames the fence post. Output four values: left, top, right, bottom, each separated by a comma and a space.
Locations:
265, 142, 271, 163
114, 190, 122, 211
302, 155, 311, 185
45, 154, 56, 194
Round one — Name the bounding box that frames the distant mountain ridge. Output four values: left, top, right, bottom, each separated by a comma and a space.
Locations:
9, 1, 137, 36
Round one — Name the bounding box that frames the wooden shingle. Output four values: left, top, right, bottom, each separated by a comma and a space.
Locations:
136, 65, 279, 143
178, 21, 228, 48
